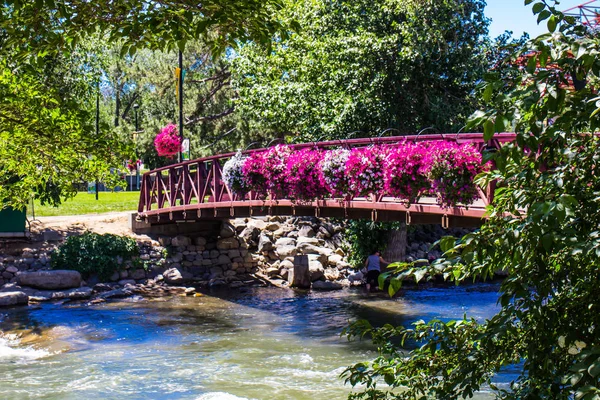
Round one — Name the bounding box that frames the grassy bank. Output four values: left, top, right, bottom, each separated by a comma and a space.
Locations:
30, 191, 140, 216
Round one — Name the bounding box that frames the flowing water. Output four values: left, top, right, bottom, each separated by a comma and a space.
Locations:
0, 284, 511, 399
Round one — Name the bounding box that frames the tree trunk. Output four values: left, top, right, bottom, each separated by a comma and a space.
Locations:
383, 223, 407, 264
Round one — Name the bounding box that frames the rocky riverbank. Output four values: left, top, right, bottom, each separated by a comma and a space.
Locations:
0, 212, 476, 308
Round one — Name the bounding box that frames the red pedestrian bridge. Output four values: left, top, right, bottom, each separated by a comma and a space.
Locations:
137, 133, 515, 229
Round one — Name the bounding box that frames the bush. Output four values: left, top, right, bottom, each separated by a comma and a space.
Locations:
51, 232, 139, 280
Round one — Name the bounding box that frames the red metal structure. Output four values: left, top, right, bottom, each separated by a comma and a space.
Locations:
137, 133, 516, 228
564, 1, 600, 29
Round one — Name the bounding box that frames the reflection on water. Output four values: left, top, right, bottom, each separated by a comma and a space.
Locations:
0, 283, 506, 399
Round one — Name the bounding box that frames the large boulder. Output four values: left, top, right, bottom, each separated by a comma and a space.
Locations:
16, 270, 81, 290
298, 225, 315, 238
276, 245, 297, 260
0, 291, 28, 307
287, 255, 311, 288
327, 254, 344, 266
275, 237, 296, 247
296, 237, 320, 246
308, 259, 325, 282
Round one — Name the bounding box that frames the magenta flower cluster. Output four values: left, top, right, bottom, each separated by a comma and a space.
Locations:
425, 141, 484, 208
154, 124, 181, 157
242, 145, 292, 198
384, 142, 430, 203
226, 141, 485, 207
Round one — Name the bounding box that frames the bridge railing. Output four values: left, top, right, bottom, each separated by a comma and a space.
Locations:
138, 133, 516, 217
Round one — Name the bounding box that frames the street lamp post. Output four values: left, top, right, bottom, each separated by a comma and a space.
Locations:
133, 103, 140, 191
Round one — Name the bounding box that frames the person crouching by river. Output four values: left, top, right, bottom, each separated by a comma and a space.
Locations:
364, 250, 389, 293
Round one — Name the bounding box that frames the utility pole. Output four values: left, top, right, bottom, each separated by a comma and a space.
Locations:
178, 49, 184, 163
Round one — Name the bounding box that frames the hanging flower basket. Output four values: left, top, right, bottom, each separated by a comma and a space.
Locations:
222, 151, 250, 196
384, 142, 430, 204
154, 124, 181, 157
242, 144, 292, 198
285, 148, 326, 202
425, 142, 485, 208
346, 146, 387, 197
319, 148, 351, 199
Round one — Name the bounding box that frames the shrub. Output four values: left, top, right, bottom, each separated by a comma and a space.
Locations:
51, 232, 139, 280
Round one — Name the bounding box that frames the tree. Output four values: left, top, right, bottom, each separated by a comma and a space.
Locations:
0, 40, 129, 209
342, 3, 600, 399
0, 0, 289, 57
0, 0, 290, 207
232, 0, 490, 141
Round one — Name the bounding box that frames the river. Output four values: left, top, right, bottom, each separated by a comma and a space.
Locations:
0, 283, 511, 399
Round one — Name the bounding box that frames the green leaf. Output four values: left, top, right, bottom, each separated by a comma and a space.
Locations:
439, 236, 456, 253
378, 272, 390, 289
548, 15, 558, 33
388, 278, 402, 297
532, 2, 545, 14
413, 268, 427, 283
483, 119, 495, 141
537, 10, 551, 23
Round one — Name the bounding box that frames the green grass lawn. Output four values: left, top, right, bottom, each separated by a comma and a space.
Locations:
31, 191, 141, 217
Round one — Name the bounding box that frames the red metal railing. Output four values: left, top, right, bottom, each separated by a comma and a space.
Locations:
137, 133, 516, 225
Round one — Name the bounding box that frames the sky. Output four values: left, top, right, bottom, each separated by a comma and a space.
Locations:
486, 0, 597, 38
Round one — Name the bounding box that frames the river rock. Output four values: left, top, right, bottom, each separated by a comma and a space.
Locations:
327, 254, 344, 266
93, 283, 114, 293
258, 234, 273, 253
348, 271, 364, 282
298, 225, 315, 238
296, 243, 333, 257
276, 245, 297, 260
324, 267, 340, 281
130, 269, 146, 280
219, 222, 236, 238
171, 235, 191, 247
275, 237, 296, 247
0, 291, 28, 307
312, 281, 343, 291
163, 268, 184, 284
99, 288, 133, 299
16, 270, 81, 290
309, 259, 325, 282
217, 237, 239, 250
296, 237, 320, 246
